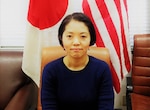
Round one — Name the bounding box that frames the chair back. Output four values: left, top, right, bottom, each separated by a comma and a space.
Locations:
0, 50, 38, 110
132, 34, 150, 96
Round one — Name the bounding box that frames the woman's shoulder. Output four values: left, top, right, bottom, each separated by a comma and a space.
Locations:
89, 56, 109, 69
88, 56, 111, 78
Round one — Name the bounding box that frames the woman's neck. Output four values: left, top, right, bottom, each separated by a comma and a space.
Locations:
63, 55, 89, 71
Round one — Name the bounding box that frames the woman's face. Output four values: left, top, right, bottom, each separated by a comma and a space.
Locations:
62, 19, 91, 58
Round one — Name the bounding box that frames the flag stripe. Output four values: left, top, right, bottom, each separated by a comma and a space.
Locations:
82, 0, 132, 93
95, 0, 124, 79
123, 0, 128, 13
96, 0, 121, 55
120, 0, 132, 72
120, 0, 129, 75
115, 0, 131, 73
105, 0, 126, 79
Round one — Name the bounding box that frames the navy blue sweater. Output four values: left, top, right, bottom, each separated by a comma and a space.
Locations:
41, 56, 114, 110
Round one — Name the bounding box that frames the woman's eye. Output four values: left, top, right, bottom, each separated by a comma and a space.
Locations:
81, 35, 86, 38
67, 35, 72, 38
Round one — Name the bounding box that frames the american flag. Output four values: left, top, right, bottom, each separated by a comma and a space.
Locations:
82, 0, 132, 93
26, 0, 132, 93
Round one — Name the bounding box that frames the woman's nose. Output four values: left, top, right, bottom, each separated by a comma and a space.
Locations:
73, 37, 80, 45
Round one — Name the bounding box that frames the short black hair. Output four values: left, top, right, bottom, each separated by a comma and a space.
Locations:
58, 12, 96, 47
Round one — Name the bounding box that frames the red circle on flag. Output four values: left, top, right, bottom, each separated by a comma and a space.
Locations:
28, 0, 68, 29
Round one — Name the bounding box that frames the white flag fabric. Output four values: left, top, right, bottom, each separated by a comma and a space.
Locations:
22, 0, 132, 94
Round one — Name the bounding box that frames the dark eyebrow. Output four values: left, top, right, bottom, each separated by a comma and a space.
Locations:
80, 32, 89, 34
65, 31, 89, 34
65, 31, 73, 34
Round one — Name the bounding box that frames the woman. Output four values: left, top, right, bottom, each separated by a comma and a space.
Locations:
41, 12, 114, 110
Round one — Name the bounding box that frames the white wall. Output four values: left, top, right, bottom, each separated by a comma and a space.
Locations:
128, 0, 150, 46
0, 0, 28, 47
